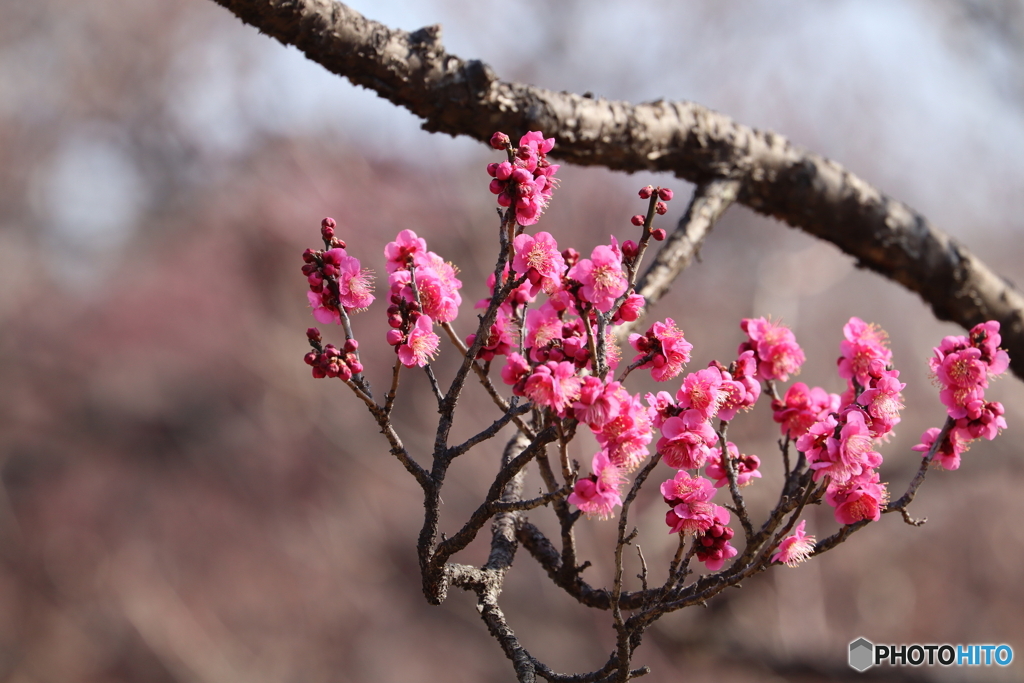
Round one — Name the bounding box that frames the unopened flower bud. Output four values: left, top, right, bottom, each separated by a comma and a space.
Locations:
344, 339, 359, 353
651, 228, 667, 241
302, 248, 316, 264
330, 237, 346, 249
561, 247, 580, 267
639, 185, 654, 199
486, 162, 500, 178
655, 201, 668, 215
630, 214, 645, 227
622, 240, 638, 259
490, 132, 511, 149
489, 178, 504, 195
306, 327, 322, 343
303, 351, 319, 366
388, 315, 403, 329
386, 329, 405, 346
312, 366, 327, 379
658, 187, 674, 201
347, 359, 363, 374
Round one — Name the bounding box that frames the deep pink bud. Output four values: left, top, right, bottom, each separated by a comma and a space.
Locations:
490, 132, 511, 149
655, 201, 668, 215
489, 179, 504, 195
562, 248, 580, 267
630, 214, 645, 226
386, 329, 405, 346
622, 240, 638, 259
306, 327, 322, 343
302, 248, 316, 264
303, 351, 318, 366
388, 315, 403, 329
639, 185, 654, 199
658, 188, 674, 201
651, 228, 667, 241
312, 366, 327, 379
344, 339, 359, 353
486, 162, 500, 177
348, 359, 364, 374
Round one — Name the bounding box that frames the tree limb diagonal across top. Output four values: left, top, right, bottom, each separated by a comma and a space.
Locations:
212, 0, 1024, 380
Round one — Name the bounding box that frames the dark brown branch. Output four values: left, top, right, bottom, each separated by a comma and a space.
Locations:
210, 0, 1024, 380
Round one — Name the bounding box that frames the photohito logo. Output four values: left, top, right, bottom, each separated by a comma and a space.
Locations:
849, 638, 1013, 671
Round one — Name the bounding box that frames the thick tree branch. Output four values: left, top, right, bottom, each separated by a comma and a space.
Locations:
211, 0, 1024, 379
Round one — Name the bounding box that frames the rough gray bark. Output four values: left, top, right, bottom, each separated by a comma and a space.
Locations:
211, 0, 1024, 380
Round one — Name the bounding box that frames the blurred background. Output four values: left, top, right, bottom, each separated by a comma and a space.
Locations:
1, 0, 1023, 681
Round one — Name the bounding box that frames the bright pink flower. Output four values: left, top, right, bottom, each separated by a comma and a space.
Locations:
913, 426, 970, 471
468, 305, 516, 361
568, 243, 628, 313
772, 382, 840, 439
501, 352, 531, 388
307, 290, 341, 325
415, 251, 463, 323
771, 520, 816, 567
398, 315, 440, 368
676, 367, 725, 420
970, 321, 1010, 376
523, 361, 582, 416
597, 391, 653, 471
739, 317, 806, 382
808, 409, 882, 485
825, 470, 887, 525
658, 409, 718, 470
937, 347, 988, 390
384, 230, 427, 273
525, 302, 564, 361
513, 232, 565, 295
857, 370, 905, 436
795, 413, 839, 468
837, 317, 892, 387
955, 401, 1007, 441
717, 352, 761, 421
695, 520, 737, 571
334, 253, 375, 310
629, 318, 693, 382
568, 451, 624, 519
645, 391, 677, 429
615, 293, 645, 322
661, 471, 725, 535
573, 377, 623, 430
705, 442, 762, 488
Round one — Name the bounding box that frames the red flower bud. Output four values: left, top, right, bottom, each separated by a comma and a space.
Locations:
657, 188, 674, 201
655, 201, 668, 215
490, 132, 511, 149
630, 214, 645, 226
651, 228, 667, 241
639, 185, 654, 199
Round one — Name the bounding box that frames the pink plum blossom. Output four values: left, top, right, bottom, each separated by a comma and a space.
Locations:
573, 377, 623, 430
837, 317, 892, 387
676, 367, 725, 420
739, 317, 806, 382
384, 229, 427, 273
772, 382, 840, 439
856, 370, 905, 436
568, 242, 628, 313
661, 471, 726, 536
657, 409, 718, 470
513, 232, 565, 295
398, 315, 440, 368
596, 391, 653, 471
568, 451, 624, 519
913, 426, 969, 471
825, 470, 887, 525
523, 361, 582, 416
771, 520, 816, 567
705, 442, 762, 488
628, 318, 693, 382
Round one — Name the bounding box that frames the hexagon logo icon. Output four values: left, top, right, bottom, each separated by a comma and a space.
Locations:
849, 638, 874, 672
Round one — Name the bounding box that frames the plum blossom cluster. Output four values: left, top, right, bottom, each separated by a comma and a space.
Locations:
486, 131, 560, 226
912, 321, 1010, 469
303, 327, 363, 380
302, 218, 375, 325
298, 129, 1011, 593
789, 318, 903, 526
383, 229, 463, 367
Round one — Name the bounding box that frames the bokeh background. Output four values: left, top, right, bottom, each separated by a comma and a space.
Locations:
2, 0, 1023, 681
